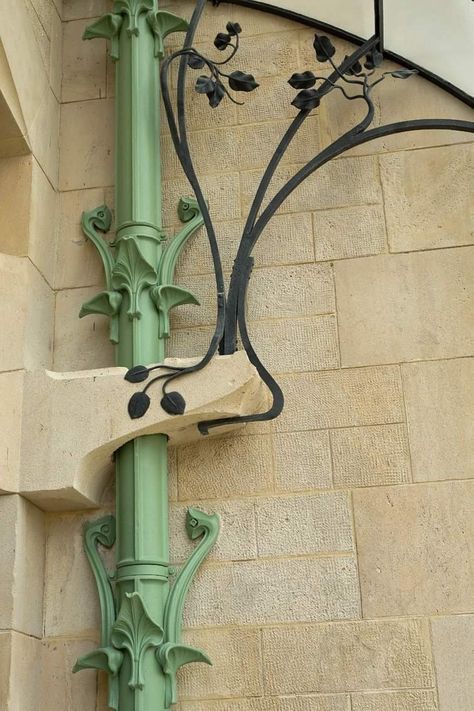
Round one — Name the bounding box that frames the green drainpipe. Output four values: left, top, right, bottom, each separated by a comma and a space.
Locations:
72, 3, 220, 710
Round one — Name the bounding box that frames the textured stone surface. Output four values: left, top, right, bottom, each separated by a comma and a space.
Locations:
41, 637, 99, 711
262, 619, 434, 695
0, 371, 24, 493
0, 495, 45, 638
163, 172, 241, 227
179, 434, 274, 501
29, 157, 58, 286
62, 18, 107, 102
180, 698, 350, 711
331, 424, 411, 488
277, 366, 404, 432
354, 481, 474, 616
248, 315, 339, 374
351, 690, 438, 711
381, 144, 473, 253
273, 430, 332, 492
313, 205, 387, 261
60, 98, 114, 190
403, 358, 474, 481
0, 155, 32, 256
6, 632, 42, 711
63, 0, 110, 20
183, 556, 360, 627
431, 615, 474, 711
255, 492, 353, 556
179, 627, 263, 699
336, 249, 474, 366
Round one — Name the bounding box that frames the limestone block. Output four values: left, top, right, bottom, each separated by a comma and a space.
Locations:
54, 286, 115, 371
49, 4, 62, 99
276, 366, 404, 432
279, 696, 350, 711
262, 619, 433, 695
335, 249, 474, 366
247, 315, 339, 374
162, 172, 241, 227
29, 157, 58, 287
63, 0, 111, 21
168, 326, 215, 360
175, 213, 314, 278
62, 18, 107, 102
181, 697, 350, 711
183, 556, 360, 627
403, 358, 474, 481
41, 637, 99, 711
0, 155, 32, 256
255, 492, 354, 557
60, 97, 114, 190
28, 87, 60, 187
313, 205, 387, 261
54, 187, 107, 289
0, 495, 45, 638
0, 632, 42, 711
20, 352, 269, 509
163, 117, 320, 177
380, 144, 473, 253
170, 273, 217, 329
273, 430, 333, 492
0, 371, 24, 493
170, 498, 257, 564
247, 264, 335, 321
241, 156, 382, 215
353, 481, 474, 616
237, 75, 297, 125
178, 434, 273, 501
331, 424, 411, 488
179, 627, 263, 700
0, 633, 11, 709
431, 615, 474, 711
351, 690, 438, 711
24, 261, 55, 370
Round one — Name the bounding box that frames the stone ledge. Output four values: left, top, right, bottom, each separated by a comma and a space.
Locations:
19, 351, 269, 511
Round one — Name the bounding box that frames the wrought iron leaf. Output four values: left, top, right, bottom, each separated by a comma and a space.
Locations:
214, 32, 232, 50
228, 70, 259, 92
195, 75, 214, 94
291, 89, 321, 112
188, 53, 205, 69
313, 34, 336, 62
226, 21, 242, 36
128, 392, 151, 419
161, 392, 186, 416
125, 366, 149, 383
364, 50, 383, 69
288, 71, 317, 89
344, 56, 363, 75
207, 82, 225, 107
390, 69, 418, 79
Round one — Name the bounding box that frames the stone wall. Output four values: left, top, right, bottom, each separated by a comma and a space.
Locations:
1, 0, 473, 709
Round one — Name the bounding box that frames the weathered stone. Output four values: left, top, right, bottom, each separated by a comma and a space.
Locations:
273, 430, 333, 492
403, 358, 474, 481
0, 155, 32, 256
41, 637, 99, 711
331, 424, 411, 488
255, 492, 353, 556
431, 614, 474, 711
262, 619, 434, 695
62, 18, 107, 102
277, 367, 404, 432
354, 481, 474, 616
29, 157, 58, 286
183, 556, 360, 627
0, 371, 24, 493
178, 433, 273, 501
335, 249, 474, 366
351, 690, 438, 711
380, 144, 473, 253
63, 0, 111, 21
313, 205, 387, 261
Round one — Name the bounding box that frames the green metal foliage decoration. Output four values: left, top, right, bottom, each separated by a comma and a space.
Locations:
74, 509, 219, 709
79, 197, 204, 345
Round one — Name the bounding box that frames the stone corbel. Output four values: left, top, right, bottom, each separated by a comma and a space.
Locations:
19, 351, 268, 511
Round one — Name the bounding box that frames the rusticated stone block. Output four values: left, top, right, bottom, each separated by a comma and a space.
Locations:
183, 556, 360, 627
313, 205, 387, 261
380, 144, 473, 253
21, 352, 269, 510
403, 358, 474, 481
181, 697, 350, 711
255, 492, 353, 556
335, 249, 474, 366
331, 424, 411, 488
178, 434, 273, 501
351, 690, 438, 711
262, 619, 433, 695
179, 627, 263, 700
431, 615, 474, 711
354, 481, 474, 616
273, 430, 333, 492
162, 172, 241, 227
277, 366, 404, 432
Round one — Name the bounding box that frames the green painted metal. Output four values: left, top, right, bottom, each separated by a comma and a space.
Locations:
73, 2, 219, 709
